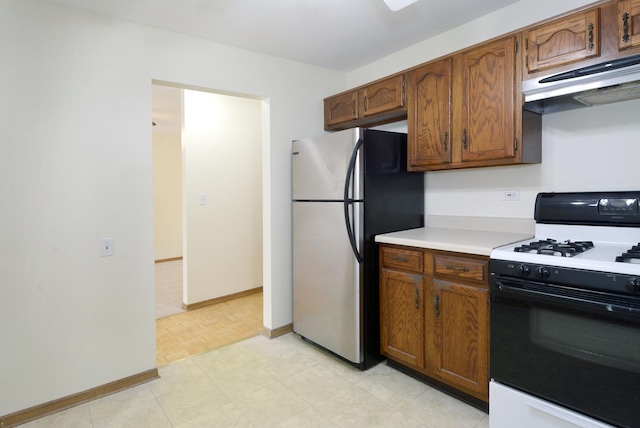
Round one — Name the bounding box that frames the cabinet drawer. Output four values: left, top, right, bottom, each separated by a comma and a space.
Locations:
381, 246, 423, 273
434, 255, 487, 282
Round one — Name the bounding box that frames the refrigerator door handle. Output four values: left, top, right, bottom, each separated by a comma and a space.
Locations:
343, 138, 364, 263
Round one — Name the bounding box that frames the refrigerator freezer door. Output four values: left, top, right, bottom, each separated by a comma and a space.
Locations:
292, 128, 362, 201
293, 200, 362, 363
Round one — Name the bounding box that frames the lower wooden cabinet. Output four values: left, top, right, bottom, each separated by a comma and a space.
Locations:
380, 244, 490, 402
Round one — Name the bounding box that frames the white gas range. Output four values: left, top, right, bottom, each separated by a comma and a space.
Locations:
489, 191, 640, 428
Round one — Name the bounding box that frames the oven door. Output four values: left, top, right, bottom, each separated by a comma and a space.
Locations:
490, 276, 640, 428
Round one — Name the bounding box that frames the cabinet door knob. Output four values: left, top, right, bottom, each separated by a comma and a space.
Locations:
462, 129, 468, 149
415, 287, 420, 310
588, 23, 595, 51
443, 131, 448, 151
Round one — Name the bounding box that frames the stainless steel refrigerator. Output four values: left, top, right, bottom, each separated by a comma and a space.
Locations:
292, 127, 424, 369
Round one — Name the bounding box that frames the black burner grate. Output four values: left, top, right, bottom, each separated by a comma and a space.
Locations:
514, 239, 595, 257
616, 244, 640, 263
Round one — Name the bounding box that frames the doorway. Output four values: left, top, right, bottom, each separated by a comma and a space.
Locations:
151, 83, 264, 322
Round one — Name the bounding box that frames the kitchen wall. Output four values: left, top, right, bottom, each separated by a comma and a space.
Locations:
182, 90, 263, 304
1, 0, 629, 418
353, 0, 640, 220
0, 0, 343, 416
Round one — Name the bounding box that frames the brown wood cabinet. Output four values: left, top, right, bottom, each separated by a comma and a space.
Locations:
430, 255, 489, 399
379, 246, 425, 370
408, 35, 540, 171
524, 9, 601, 75
324, 74, 407, 130
380, 244, 490, 402
619, 0, 640, 51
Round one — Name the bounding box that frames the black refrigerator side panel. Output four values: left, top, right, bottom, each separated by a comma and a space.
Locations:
361, 129, 425, 368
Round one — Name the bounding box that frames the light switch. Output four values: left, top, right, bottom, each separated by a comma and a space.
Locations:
199, 193, 207, 205
100, 238, 114, 257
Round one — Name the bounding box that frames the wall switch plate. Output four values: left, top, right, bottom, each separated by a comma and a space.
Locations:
501, 190, 520, 201
100, 238, 114, 257
199, 193, 207, 205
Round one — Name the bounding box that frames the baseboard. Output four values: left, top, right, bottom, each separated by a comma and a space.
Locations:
155, 256, 183, 263
0, 368, 159, 428
182, 287, 263, 311
262, 323, 293, 339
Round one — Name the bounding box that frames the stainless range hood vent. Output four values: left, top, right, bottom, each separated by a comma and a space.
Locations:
573, 80, 640, 106
523, 54, 640, 114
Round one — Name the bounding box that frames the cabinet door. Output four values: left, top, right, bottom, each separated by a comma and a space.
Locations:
461, 36, 517, 163
324, 91, 358, 127
432, 279, 489, 400
360, 74, 406, 118
380, 269, 425, 369
525, 9, 600, 74
408, 59, 452, 169
619, 0, 640, 51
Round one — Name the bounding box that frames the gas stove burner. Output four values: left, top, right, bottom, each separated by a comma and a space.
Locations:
514, 239, 595, 257
616, 244, 640, 263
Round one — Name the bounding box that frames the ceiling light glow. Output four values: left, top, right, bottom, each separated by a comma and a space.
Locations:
383, 0, 420, 11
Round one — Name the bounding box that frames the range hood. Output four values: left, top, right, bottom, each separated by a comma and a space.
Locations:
523, 53, 640, 114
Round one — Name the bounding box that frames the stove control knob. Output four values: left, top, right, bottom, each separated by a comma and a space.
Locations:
626, 278, 640, 293
517, 264, 531, 276
536, 267, 551, 279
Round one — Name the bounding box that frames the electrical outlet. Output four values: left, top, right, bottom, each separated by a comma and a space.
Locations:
501, 190, 520, 201
100, 238, 114, 257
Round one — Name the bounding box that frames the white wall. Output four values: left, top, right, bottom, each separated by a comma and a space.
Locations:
353, 0, 640, 221
182, 90, 263, 304
153, 123, 183, 261
0, 0, 344, 416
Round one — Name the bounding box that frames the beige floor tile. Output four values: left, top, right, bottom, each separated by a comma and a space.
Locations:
173, 402, 254, 428
90, 396, 171, 428
208, 361, 279, 400
232, 381, 311, 428
20, 404, 93, 428
315, 383, 396, 428
275, 406, 339, 428
399, 387, 486, 428
150, 358, 209, 398
356, 362, 429, 409
373, 410, 425, 427
192, 345, 254, 376
474, 414, 490, 428
155, 379, 231, 426
281, 364, 353, 405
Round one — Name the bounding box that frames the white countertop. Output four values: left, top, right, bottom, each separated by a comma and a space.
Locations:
375, 227, 534, 256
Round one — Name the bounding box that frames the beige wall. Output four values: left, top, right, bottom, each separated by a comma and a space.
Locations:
153, 124, 183, 261
182, 90, 263, 304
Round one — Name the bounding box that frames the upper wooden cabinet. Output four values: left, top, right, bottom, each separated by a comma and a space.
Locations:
408, 35, 540, 172
324, 91, 358, 127
324, 74, 407, 130
619, 0, 640, 51
407, 59, 453, 168
524, 9, 601, 75
460, 37, 517, 163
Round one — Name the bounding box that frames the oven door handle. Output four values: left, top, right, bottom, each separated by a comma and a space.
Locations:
494, 280, 640, 318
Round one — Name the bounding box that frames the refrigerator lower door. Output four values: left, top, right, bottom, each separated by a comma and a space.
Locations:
293, 200, 362, 363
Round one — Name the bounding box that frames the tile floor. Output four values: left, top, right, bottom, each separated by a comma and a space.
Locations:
22, 333, 490, 428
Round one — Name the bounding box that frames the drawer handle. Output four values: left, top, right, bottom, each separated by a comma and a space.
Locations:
588, 23, 594, 51
623, 13, 630, 43
390, 255, 410, 263
446, 264, 469, 273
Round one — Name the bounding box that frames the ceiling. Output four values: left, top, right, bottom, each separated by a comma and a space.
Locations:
37, 0, 521, 72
